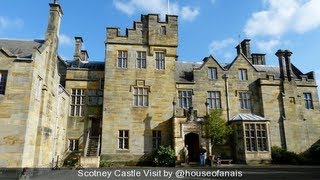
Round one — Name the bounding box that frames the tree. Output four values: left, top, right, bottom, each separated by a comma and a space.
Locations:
204, 109, 232, 146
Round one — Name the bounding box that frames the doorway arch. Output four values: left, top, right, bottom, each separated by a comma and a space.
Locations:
185, 132, 199, 162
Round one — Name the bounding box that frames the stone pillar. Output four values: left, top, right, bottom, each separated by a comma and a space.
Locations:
276, 49, 287, 80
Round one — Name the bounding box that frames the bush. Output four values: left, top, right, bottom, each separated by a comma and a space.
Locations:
153, 146, 175, 167
99, 159, 113, 167
271, 146, 300, 164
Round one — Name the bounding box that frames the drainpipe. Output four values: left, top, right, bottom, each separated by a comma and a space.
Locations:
223, 74, 230, 122
276, 49, 288, 150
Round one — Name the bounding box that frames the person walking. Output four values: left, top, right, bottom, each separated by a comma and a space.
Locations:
199, 145, 207, 165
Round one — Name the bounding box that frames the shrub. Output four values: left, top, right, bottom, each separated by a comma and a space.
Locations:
99, 159, 113, 167
153, 146, 175, 167
271, 146, 300, 164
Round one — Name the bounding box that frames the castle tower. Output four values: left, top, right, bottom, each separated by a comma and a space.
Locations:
102, 14, 178, 164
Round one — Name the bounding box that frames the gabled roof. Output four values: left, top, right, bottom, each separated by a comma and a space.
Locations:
198, 55, 226, 70
226, 52, 259, 72
0, 39, 45, 59
230, 113, 268, 122
175, 61, 201, 83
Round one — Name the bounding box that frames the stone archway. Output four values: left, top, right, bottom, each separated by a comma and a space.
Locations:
185, 133, 200, 162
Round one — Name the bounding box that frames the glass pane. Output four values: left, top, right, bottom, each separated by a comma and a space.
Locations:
124, 139, 129, 149
125, 130, 128, 137
139, 96, 143, 106
143, 88, 148, 94
119, 139, 123, 148
119, 131, 123, 137
134, 96, 138, 106
143, 96, 148, 106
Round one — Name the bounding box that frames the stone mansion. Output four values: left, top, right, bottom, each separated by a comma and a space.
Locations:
0, 1, 319, 167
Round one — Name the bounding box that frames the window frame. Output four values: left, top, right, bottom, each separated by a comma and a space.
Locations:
244, 123, 268, 152
136, 51, 147, 69
152, 130, 161, 150
160, 26, 166, 35
117, 50, 128, 68
0, 70, 8, 95
239, 69, 248, 81
133, 87, 149, 107
178, 90, 192, 109
70, 89, 85, 117
68, 139, 79, 151
303, 93, 314, 109
88, 89, 103, 106
118, 130, 129, 150
208, 67, 217, 80
207, 91, 221, 109
239, 91, 251, 110
155, 52, 165, 70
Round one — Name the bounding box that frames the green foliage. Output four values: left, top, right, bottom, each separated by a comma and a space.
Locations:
204, 109, 233, 145
153, 146, 175, 167
271, 146, 301, 164
99, 159, 114, 167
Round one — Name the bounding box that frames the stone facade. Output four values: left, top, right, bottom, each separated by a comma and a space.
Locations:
0, 2, 69, 168
1, 1, 320, 167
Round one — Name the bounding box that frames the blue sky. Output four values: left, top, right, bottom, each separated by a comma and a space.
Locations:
1, 0, 320, 84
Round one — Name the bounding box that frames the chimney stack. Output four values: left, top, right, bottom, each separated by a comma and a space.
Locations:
74, 37, 83, 61
284, 50, 293, 81
45, 1, 63, 44
276, 49, 287, 80
80, 50, 89, 62
236, 39, 252, 59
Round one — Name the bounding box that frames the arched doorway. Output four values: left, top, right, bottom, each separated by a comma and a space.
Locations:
185, 133, 199, 162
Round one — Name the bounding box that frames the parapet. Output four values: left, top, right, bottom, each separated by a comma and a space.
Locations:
106, 14, 178, 47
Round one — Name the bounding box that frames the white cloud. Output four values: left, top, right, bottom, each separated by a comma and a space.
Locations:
208, 38, 236, 54
59, 34, 72, 46
294, 0, 320, 33
113, 0, 199, 21
256, 39, 281, 53
113, 0, 135, 15
0, 16, 23, 29
180, 6, 199, 21
244, 0, 320, 37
